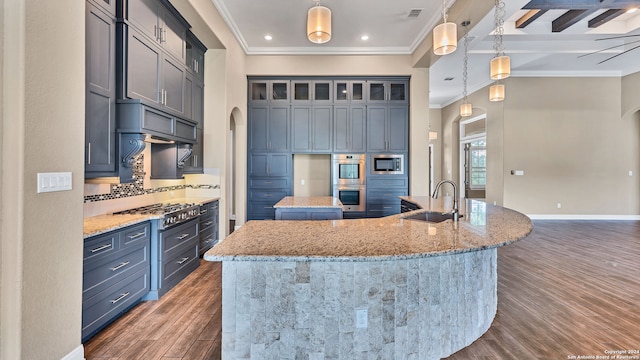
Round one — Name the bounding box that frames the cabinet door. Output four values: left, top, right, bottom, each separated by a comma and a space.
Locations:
333, 106, 349, 152
127, 29, 161, 104
192, 79, 204, 127
292, 106, 311, 152
349, 106, 366, 152
183, 128, 203, 174
249, 80, 268, 103
292, 81, 311, 103
270, 81, 289, 102
268, 154, 290, 177
126, 0, 159, 42
93, 0, 116, 16
312, 106, 332, 152
161, 55, 185, 114
248, 106, 269, 152
334, 81, 365, 103
313, 81, 332, 104
388, 81, 408, 104
160, 8, 186, 62
367, 106, 388, 152
368, 81, 387, 103
248, 153, 269, 177
388, 106, 408, 152
86, 3, 116, 175
269, 106, 290, 152
183, 73, 193, 120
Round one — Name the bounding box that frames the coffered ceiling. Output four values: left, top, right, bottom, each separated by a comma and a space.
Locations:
209, 0, 640, 107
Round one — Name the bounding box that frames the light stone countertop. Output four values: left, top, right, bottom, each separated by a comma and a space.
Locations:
83, 196, 220, 238
204, 196, 533, 262
273, 196, 342, 209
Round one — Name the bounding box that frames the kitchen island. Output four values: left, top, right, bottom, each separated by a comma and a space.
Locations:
273, 196, 343, 220
205, 197, 532, 359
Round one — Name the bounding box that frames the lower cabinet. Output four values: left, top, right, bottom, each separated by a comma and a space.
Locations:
275, 207, 343, 220
198, 200, 219, 256
156, 218, 199, 298
82, 222, 151, 341
366, 177, 409, 218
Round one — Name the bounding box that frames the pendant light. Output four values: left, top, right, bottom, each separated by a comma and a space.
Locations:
433, 0, 457, 55
460, 21, 472, 117
490, 0, 510, 80
307, 2, 331, 44
489, 83, 505, 102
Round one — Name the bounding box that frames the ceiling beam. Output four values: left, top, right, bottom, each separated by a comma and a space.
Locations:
552, 9, 598, 32
515, 9, 549, 28
588, 8, 626, 27
522, 0, 639, 10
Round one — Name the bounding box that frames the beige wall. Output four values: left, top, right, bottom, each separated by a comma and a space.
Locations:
293, 154, 332, 196
622, 71, 640, 118
441, 76, 640, 216
1, 0, 86, 359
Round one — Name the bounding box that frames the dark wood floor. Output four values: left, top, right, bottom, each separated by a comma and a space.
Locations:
84, 221, 640, 360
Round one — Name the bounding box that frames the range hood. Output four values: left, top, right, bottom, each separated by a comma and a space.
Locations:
117, 100, 197, 183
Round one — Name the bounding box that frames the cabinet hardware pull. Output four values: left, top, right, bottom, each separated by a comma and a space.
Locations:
154, 25, 158, 40
87, 142, 91, 164
200, 209, 208, 214
265, 194, 272, 197
177, 234, 190, 240
264, 181, 272, 184
177, 257, 189, 265
161, 28, 167, 44
127, 232, 146, 240
204, 221, 213, 226
384, 206, 392, 209
110, 261, 130, 271
110, 292, 130, 304
205, 237, 213, 243
91, 244, 112, 253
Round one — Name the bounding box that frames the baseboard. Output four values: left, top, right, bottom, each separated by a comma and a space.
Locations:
61, 345, 85, 360
527, 214, 640, 220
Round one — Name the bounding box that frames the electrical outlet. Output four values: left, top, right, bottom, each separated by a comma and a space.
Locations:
557, 203, 562, 209
301, 179, 305, 185
355, 308, 368, 328
629, 171, 633, 177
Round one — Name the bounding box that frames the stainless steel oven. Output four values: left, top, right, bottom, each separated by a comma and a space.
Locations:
332, 154, 366, 186
371, 154, 405, 175
332, 185, 366, 212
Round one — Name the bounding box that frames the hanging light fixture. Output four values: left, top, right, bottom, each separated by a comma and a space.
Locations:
307, 2, 331, 44
490, 0, 510, 80
489, 83, 505, 102
460, 21, 472, 117
433, 0, 457, 55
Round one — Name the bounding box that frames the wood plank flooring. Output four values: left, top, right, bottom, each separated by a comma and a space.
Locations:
84, 221, 640, 360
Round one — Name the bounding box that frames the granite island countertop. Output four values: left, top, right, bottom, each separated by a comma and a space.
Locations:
83, 196, 220, 238
274, 196, 342, 209
204, 197, 533, 262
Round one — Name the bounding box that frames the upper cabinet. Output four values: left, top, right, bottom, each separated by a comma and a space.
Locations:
186, 32, 206, 81
120, 0, 188, 62
334, 80, 366, 104
291, 80, 333, 104
367, 80, 408, 104
249, 80, 290, 104
94, 0, 116, 16
85, 0, 117, 177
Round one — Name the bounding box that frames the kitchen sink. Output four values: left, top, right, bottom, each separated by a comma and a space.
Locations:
402, 211, 463, 223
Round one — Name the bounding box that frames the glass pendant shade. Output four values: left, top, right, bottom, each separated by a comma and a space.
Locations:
433, 22, 457, 55
460, 103, 473, 117
307, 5, 331, 44
489, 84, 505, 102
490, 55, 510, 80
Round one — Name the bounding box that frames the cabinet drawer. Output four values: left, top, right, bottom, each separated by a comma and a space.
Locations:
368, 178, 408, 187
120, 222, 150, 248
83, 243, 149, 300
367, 207, 401, 217
249, 190, 287, 202
175, 119, 196, 141
247, 203, 277, 220
199, 228, 217, 256
162, 242, 199, 285
367, 203, 401, 212
161, 219, 198, 254
249, 178, 289, 189
199, 216, 215, 233
82, 268, 149, 339
367, 189, 407, 202
84, 232, 118, 262
142, 106, 174, 134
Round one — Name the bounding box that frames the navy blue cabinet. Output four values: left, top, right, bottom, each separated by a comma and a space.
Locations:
366, 176, 409, 217
367, 105, 408, 153
248, 105, 290, 152
333, 105, 366, 153
85, 1, 117, 177
199, 200, 219, 256
367, 80, 408, 104
292, 105, 332, 153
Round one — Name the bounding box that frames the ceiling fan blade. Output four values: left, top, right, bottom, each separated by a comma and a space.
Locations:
596, 34, 640, 41
598, 44, 640, 64
579, 38, 640, 58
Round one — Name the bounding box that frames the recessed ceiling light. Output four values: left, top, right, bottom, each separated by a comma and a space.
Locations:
361, 35, 369, 41
627, 7, 638, 13
264, 35, 273, 41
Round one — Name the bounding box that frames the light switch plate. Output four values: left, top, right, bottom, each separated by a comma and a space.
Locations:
37, 172, 72, 193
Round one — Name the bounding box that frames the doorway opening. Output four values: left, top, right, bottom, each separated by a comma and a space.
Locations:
459, 115, 486, 199
229, 113, 237, 233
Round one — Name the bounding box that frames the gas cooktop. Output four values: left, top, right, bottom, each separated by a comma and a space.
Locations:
115, 202, 200, 229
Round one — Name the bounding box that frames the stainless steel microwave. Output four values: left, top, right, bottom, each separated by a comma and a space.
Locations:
371, 154, 404, 175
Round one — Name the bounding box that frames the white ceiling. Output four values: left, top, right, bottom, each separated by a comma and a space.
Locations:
210, 0, 640, 107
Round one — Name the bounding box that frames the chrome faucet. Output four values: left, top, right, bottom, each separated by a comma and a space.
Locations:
431, 180, 460, 221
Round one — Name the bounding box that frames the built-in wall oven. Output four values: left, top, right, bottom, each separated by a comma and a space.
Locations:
332, 154, 366, 212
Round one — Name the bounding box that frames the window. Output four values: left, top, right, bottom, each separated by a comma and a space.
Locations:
469, 139, 486, 189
